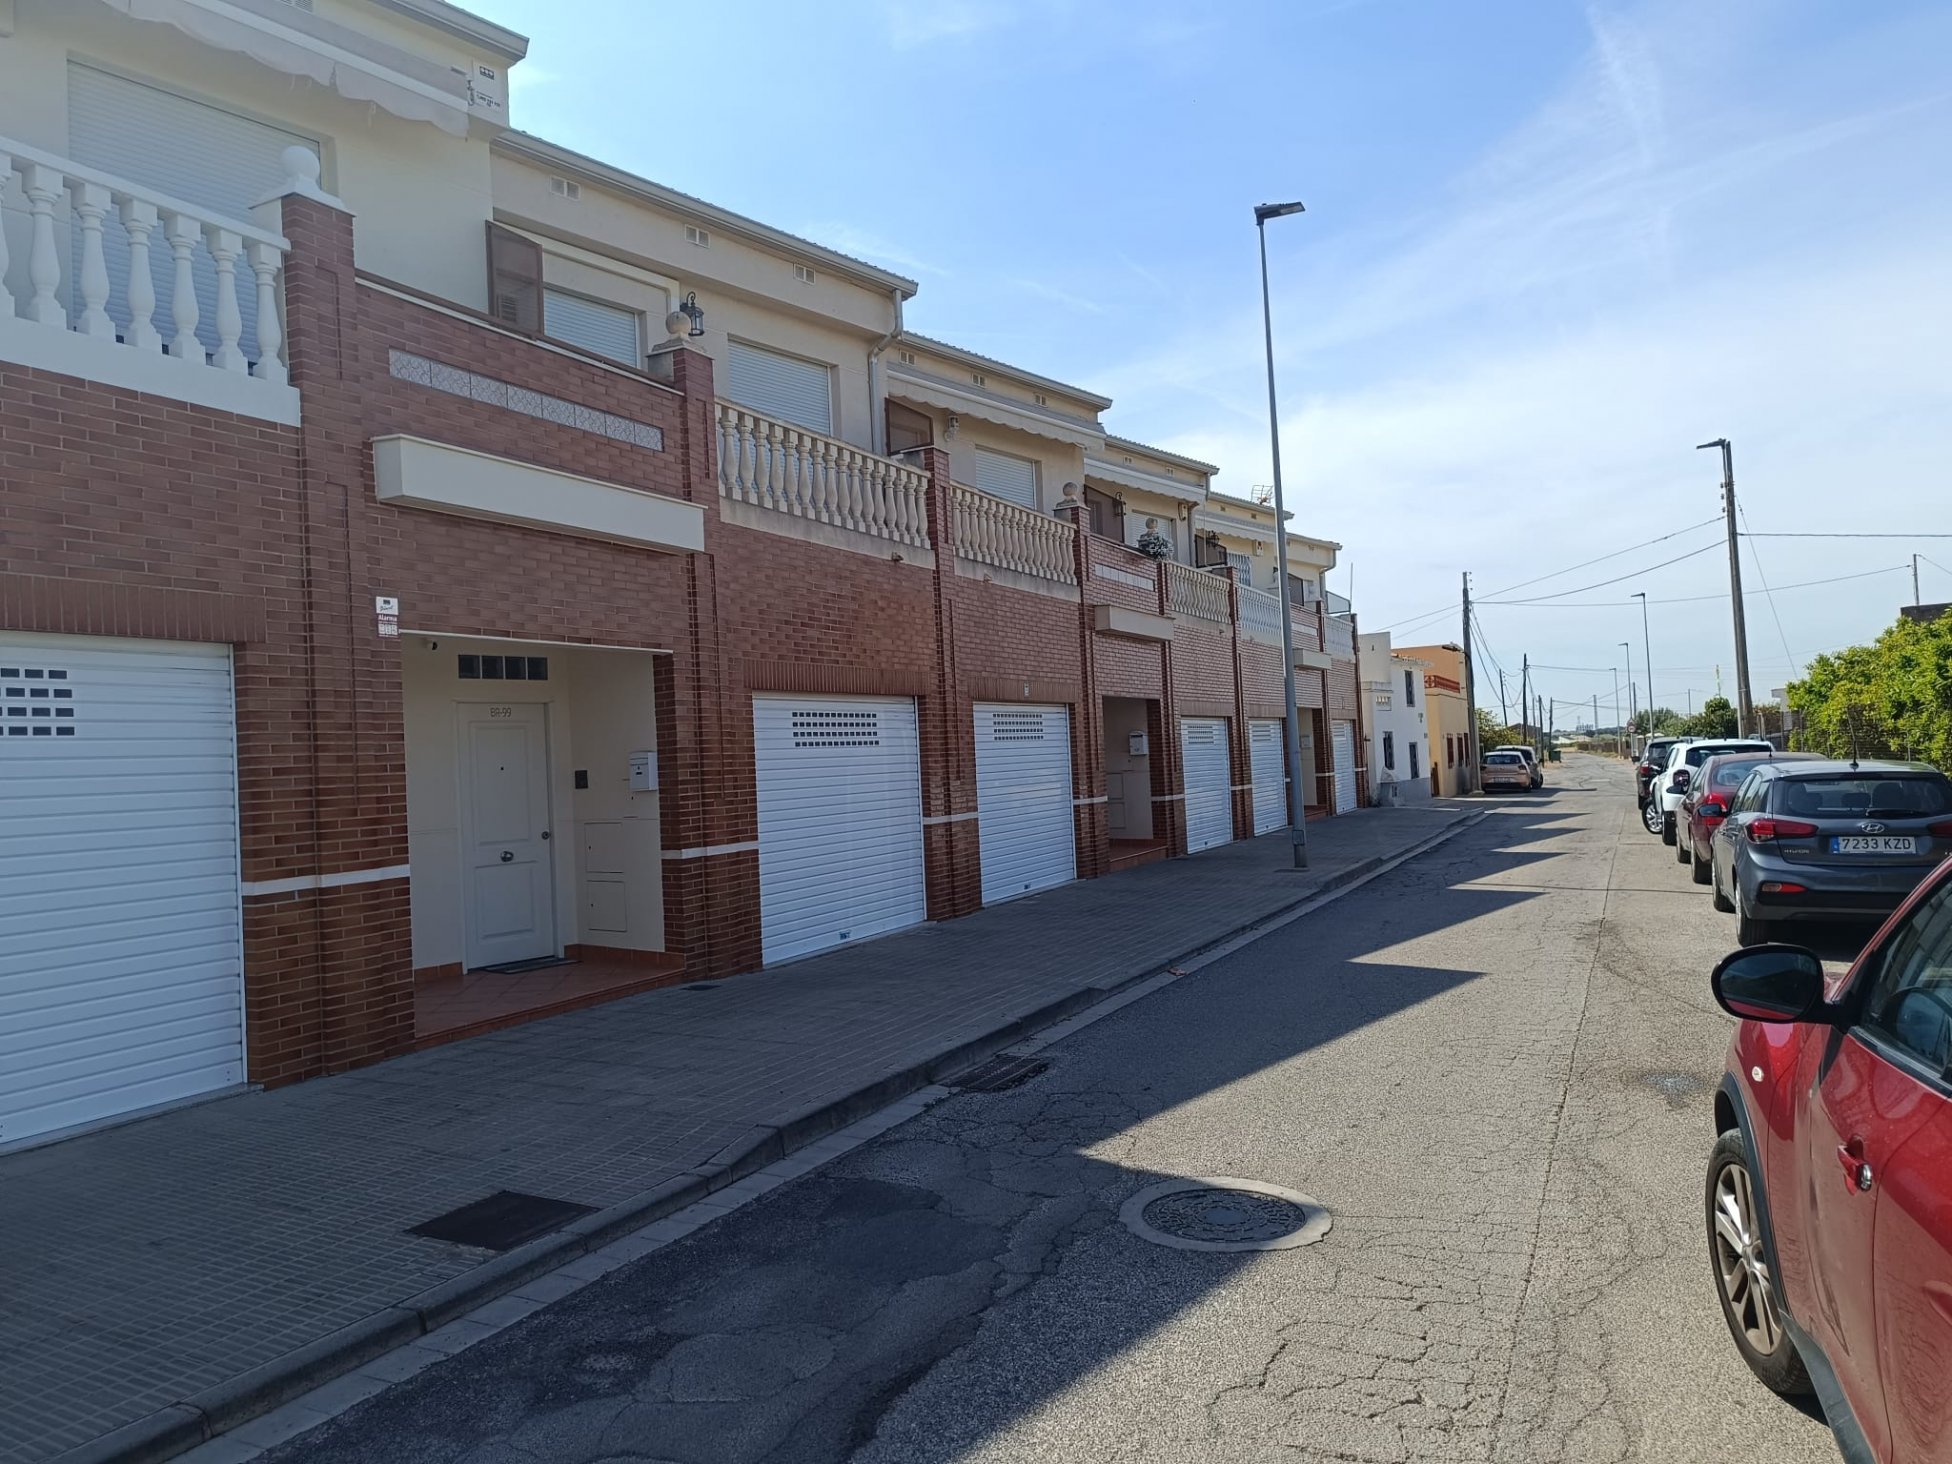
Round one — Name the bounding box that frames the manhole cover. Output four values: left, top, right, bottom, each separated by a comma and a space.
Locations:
1119, 1178, 1331, 1252
408, 1190, 596, 1251
948, 1055, 1049, 1093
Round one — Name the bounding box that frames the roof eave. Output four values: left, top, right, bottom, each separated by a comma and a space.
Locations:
493, 132, 921, 298
369, 0, 529, 61
899, 333, 1112, 410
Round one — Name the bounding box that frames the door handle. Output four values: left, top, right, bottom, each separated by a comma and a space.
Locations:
1837, 1138, 1874, 1193
540, 830, 550, 841
500, 850, 514, 863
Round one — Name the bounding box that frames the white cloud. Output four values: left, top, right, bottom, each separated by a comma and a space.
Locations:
880, 0, 1016, 50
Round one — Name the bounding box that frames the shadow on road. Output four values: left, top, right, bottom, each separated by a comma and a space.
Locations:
257, 802, 1611, 1464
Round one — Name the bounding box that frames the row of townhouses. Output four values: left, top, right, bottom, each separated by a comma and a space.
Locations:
0, 0, 1369, 1149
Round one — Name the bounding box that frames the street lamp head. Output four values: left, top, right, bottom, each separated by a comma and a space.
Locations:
1695, 439, 1728, 451
1632, 591, 1647, 601
1254, 201, 1307, 223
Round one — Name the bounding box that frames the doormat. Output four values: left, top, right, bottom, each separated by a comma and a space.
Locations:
409, 1190, 597, 1252
475, 957, 581, 975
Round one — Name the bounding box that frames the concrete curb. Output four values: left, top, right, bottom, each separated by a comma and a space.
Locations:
52, 806, 1488, 1464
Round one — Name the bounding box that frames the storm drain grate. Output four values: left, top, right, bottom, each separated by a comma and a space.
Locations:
474, 957, 578, 975
1119, 1178, 1331, 1252
948, 1055, 1049, 1093
409, 1190, 596, 1251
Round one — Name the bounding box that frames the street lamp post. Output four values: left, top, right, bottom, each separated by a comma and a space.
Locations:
1632, 591, 1655, 734
1612, 666, 1622, 757
1619, 641, 1635, 750
1255, 200, 1309, 869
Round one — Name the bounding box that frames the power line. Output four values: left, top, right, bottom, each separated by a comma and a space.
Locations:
1737, 501, 1795, 670
1742, 531, 1952, 539
1480, 542, 1722, 604
1477, 563, 1908, 608
1373, 518, 1722, 631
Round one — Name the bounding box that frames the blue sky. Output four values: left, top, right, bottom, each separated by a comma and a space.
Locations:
477, 0, 1952, 723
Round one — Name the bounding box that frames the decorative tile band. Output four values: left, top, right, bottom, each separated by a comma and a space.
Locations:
389, 350, 664, 452
242, 863, 411, 897
1092, 563, 1155, 590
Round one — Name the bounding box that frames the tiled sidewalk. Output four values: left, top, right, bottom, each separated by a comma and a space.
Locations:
1, 802, 1479, 1464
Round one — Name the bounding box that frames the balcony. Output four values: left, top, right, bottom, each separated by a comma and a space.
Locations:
953, 483, 1078, 594
716, 401, 933, 560
0, 136, 300, 423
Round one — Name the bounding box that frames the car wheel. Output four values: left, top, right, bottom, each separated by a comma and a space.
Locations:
1642, 798, 1666, 836
1708, 1130, 1812, 1396
1676, 830, 1691, 864
1691, 842, 1712, 884
1711, 858, 1734, 913
1736, 891, 1771, 946
1661, 812, 1678, 846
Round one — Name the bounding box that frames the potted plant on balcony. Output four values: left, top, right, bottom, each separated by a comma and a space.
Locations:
1135, 518, 1173, 560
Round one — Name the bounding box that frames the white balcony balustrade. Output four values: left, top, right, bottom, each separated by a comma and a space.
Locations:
716, 402, 932, 550
953, 484, 1078, 585
1236, 582, 1285, 644
0, 137, 300, 421
1165, 562, 1231, 623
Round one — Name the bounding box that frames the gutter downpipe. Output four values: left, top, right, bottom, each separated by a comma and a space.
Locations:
866, 287, 905, 455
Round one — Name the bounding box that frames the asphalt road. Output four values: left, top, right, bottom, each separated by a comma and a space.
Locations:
264, 756, 1845, 1463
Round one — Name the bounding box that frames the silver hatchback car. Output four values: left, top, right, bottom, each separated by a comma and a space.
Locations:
1710, 759, 1952, 945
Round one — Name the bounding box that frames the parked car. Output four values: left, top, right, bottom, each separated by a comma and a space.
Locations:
1636, 736, 1688, 821
1705, 855, 1952, 1461
1481, 750, 1532, 793
1493, 744, 1544, 788
1652, 739, 1774, 843
1679, 750, 1823, 881
1710, 760, 1952, 945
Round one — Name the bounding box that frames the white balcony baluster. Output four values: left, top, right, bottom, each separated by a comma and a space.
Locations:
246, 240, 286, 383
0, 152, 11, 321
206, 227, 247, 373
713, 401, 932, 550
120, 199, 161, 352
70, 182, 115, 340
23, 164, 65, 327
164, 213, 202, 361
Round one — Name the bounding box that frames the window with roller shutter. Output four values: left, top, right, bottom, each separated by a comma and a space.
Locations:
726, 340, 834, 435
542, 287, 640, 366
970, 446, 1039, 510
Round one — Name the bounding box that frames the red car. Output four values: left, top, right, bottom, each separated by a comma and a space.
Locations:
1708, 856, 1952, 1462
1677, 750, 1820, 883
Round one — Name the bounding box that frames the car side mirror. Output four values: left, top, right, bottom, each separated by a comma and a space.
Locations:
1711, 945, 1828, 1024
1671, 768, 1692, 791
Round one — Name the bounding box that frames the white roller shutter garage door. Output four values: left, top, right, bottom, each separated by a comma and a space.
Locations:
974, 704, 1074, 904
1179, 717, 1234, 853
0, 633, 244, 1147
1249, 718, 1286, 835
754, 695, 925, 964
1333, 721, 1358, 813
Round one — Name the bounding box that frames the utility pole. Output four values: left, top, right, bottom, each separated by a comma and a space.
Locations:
1633, 592, 1655, 735
1915, 554, 1923, 607
1520, 654, 1529, 743
1699, 438, 1753, 736
1612, 666, 1623, 757
1462, 572, 1480, 793
1593, 694, 1599, 743
1498, 669, 1508, 729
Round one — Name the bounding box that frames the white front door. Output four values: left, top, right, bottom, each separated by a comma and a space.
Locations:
0, 633, 244, 1147
1179, 717, 1234, 853
459, 702, 556, 969
753, 695, 926, 964
1332, 720, 1358, 814
974, 704, 1075, 904
1249, 719, 1287, 835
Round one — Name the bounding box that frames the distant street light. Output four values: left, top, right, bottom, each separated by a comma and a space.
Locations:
1256, 200, 1309, 868
1632, 592, 1655, 732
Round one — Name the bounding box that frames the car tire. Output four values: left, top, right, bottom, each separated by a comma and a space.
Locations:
1691, 842, 1712, 884
1737, 892, 1771, 947
1676, 831, 1691, 864
1708, 1130, 1812, 1397
1661, 812, 1678, 846
1711, 859, 1735, 913
1642, 798, 1666, 836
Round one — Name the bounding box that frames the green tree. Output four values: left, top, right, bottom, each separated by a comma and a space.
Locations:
1630, 707, 1686, 736
1789, 610, 1952, 771
1680, 695, 1738, 739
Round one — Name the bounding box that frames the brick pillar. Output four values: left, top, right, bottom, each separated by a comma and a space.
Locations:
267, 187, 413, 1077
1226, 566, 1252, 839
657, 347, 761, 976
1154, 561, 1185, 857
920, 446, 981, 917
1058, 502, 1107, 879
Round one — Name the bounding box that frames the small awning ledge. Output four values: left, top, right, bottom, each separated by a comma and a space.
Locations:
95, 0, 476, 138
